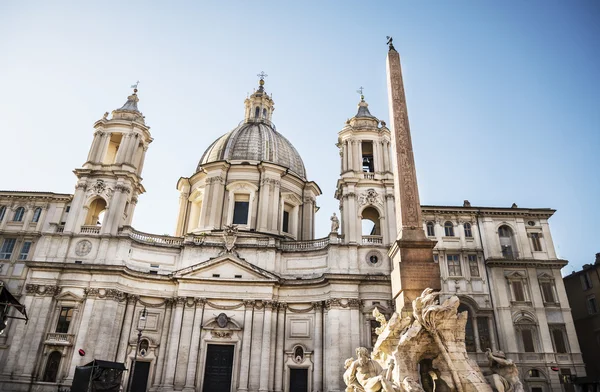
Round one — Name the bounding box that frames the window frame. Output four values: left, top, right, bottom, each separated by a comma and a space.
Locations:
581, 273, 593, 290
42, 351, 62, 382
506, 271, 530, 303
444, 221, 455, 237
549, 326, 569, 354
587, 295, 598, 315
13, 207, 25, 222
447, 254, 462, 277
55, 306, 74, 333
0, 206, 6, 221
464, 222, 473, 238
32, 207, 42, 223
426, 221, 435, 237
0, 238, 17, 260
18, 241, 32, 260
468, 254, 480, 277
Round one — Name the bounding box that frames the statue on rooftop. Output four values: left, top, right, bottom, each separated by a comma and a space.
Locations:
331, 212, 340, 233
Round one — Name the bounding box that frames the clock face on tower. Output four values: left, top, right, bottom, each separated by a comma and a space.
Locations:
75, 240, 92, 256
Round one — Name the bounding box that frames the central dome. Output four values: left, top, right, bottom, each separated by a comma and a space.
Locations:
198, 119, 306, 179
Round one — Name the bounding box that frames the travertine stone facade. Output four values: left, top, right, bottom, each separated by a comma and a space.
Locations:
0, 50, 584, 392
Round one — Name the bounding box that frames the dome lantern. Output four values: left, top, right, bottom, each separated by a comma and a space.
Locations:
244, 71, 275, 123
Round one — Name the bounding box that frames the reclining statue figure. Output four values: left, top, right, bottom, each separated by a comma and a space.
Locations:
485, 349, 524, 392
343, 347, 400, 392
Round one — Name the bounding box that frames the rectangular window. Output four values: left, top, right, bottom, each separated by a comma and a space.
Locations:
18, 241, 32, 260
587, 295, 598, 315
512, 281, 525, 302
540, 281, 555, 303
521, 329, 535, 352
581, 273, 593, 290
56, 307, 74, 333
0, 239, 16, 260
447, 254, 461, 276
552, 329, 567, 353
282, 210, 290, 233
232, 199, 249, 225
531, 233, 542, 251
468, 255, 479, 277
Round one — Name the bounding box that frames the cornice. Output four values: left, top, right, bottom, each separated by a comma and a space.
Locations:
485, 258, 568, 269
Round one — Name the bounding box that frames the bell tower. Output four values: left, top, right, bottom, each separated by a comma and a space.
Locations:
335, 93, 396, 245
63, 87, 153, 235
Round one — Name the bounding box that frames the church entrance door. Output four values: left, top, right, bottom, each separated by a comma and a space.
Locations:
131, 361, 150, 392
289, 368, 308, 392
202, 344, 234, 392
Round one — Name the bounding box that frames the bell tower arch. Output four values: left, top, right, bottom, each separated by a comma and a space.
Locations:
335, 94, 396, 245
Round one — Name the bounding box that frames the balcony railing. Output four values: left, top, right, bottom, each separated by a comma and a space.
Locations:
45, 332, 74, 345
362, 235, 383, 245
280, 237, 330, 251
363, 173, 375, 180
80, 225, 101, 234
129, 230, 184, 247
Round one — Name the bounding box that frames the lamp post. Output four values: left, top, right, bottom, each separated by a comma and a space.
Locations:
127, 307, 147, 392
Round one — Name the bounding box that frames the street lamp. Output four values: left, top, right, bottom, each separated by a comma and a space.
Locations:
127, 307, 147, 392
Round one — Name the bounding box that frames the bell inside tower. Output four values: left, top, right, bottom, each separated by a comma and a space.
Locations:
361, 141, 374, 172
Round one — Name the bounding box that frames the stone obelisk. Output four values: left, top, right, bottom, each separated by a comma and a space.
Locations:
386, 38, 440, 312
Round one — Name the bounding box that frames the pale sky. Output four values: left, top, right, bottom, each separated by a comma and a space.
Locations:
1, 1, 598, 272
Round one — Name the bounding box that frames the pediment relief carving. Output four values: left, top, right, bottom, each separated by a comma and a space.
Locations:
282, 193, 303, 206
54, 291, 84, 302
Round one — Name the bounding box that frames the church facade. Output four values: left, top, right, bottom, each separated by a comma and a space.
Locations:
0, 49, 585, 392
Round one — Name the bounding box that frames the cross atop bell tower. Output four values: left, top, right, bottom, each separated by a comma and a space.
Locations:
385, 37, 440, 312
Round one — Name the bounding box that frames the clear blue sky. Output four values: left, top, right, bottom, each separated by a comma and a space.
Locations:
1, 1, 598, 272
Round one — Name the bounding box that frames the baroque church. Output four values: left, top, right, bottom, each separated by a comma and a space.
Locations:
0, 45, 586, 392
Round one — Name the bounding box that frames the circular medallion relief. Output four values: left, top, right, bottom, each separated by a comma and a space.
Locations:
365, 251, 383, 267
75, 240, 92, 256
216, 313, 229, 328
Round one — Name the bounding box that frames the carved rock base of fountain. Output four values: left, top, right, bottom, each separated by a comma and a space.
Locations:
343, 289, 522, 392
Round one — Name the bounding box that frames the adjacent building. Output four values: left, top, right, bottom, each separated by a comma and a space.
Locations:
563, 254, 600, 385
0, 49, 585, 392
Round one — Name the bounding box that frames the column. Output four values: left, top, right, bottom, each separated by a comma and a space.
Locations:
2, 291, 35, 376
347, 140, 353, 172
273, 303, 286, 392
126, 134, 139, 163
238, 300, 254, 392
313, 302, 323, 392
86, 131, 100, 162
67, 295, 96, 379
347, 192, 358, 243
95, 132, 111, 163
259, 302, 273, 391
22, 206, 35, 231
488, 317, 498, 351
184, 299, 206, 391
115, 134, 130, 164
473, 316, 481, 352
342, 142, 348, 172
116, 295, 138, 362
163, 297, 185, 386
349, 300, 361, 354
20, 295, 54, 376
353, 140, 361, 171
175, 298, 196, 387
324, 300, 341, 391
152, 299, 173, 388
137, 145, 148, 175
249, 302, 265, 390
268, 302, 278, 390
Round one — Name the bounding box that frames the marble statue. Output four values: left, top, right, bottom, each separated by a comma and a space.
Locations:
330, 212, 340, 233
345, 288, 520, 392
343, 347, 399, 392
485, 349, 524, 392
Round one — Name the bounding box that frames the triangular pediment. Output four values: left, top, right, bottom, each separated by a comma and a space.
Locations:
55, 291, 84, 302
537, 272, 554, 280
172, 254, 280, 282
504, 271, 526, 279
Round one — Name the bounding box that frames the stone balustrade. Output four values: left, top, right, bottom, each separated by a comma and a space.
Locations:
280, 237, 329, 251
129, 229, 184, 247
80, 225, 100, 234
361, 235, 383, 245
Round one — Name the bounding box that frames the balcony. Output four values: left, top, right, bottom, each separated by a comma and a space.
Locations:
363, 172, 375, 180
80, 225, 101, 234
129, 229, 184, 247
280, 237, 330, 252
362, 235, 383, 245
45, 332, 74, 346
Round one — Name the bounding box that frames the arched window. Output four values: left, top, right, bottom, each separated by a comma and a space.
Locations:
43, 351, 62, 382
444, 221, 454, 237
514, 314, 539, 353
85, 198, 107, 226
361, 207, 381, 236
426, 222, 435, 237
13, 207, 25, 222
464, 222, 472, 238
498, 225, 517, 258
0, 206, 6, 221
458, 304, 476, 352
254, 106, 260, 118
32, 207, 42, 223
262, 108, 267, 118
